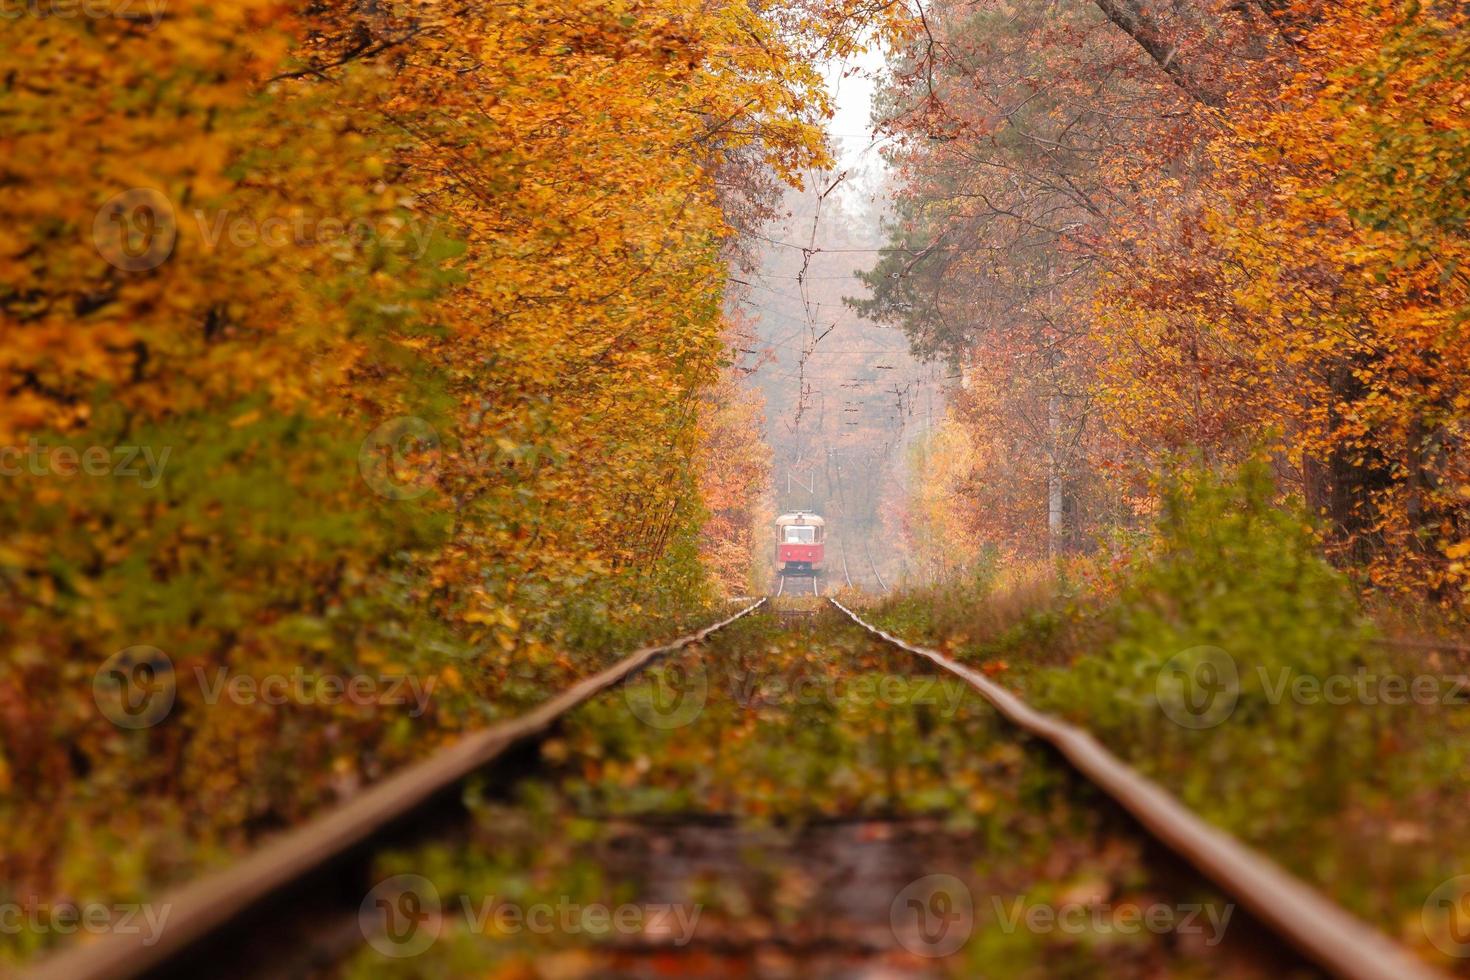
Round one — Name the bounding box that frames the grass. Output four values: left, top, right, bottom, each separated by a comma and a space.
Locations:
344, 607, 1265, 978
867, 462, 1470, 971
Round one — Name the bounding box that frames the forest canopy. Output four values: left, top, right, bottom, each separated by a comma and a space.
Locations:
860, 0, 1468, 603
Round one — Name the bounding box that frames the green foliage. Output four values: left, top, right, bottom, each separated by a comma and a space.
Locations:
870, 463, 1470, 942
344, 610, 1245, 977
2, 2, 788, 960
1038, 462, 1377, 835
554, 496, 719, 658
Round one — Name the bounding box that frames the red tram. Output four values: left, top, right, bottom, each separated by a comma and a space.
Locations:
775, 512, 825, 574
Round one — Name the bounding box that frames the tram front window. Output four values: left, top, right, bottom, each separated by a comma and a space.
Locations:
783, 526, 816, 544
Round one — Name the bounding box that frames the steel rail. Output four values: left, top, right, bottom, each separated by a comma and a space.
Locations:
775, 571, 819, 597
30, 599, 767, 980
862, 540, 889, 593
830, 597, 1447, 980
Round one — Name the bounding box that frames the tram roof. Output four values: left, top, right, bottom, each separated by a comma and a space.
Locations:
775, 512, 825, 526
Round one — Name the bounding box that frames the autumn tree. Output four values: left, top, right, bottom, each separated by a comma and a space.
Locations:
862, 0, 1467, 604
0, 0, 857, 953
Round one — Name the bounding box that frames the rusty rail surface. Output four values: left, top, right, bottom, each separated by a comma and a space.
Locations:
862, 540, 889, 593
30, 599, 766, 980
838, 538, 855, 589
830, 597, 1447, 980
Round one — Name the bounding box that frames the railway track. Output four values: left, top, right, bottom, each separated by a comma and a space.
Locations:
836, 535, 855, 589
28, 600, 766, 980
775, 570, 820, 597
829, 597, 1445, 980
862, 538, 889, 593
28, 597, 1450, 979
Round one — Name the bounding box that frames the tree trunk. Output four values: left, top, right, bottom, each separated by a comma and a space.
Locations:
1089, 0, 1227, 107
1048, 395, 1065, 558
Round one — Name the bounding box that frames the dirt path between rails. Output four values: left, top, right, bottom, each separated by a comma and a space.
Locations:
337, 602, 1316, 978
